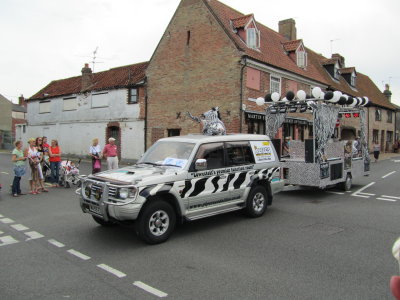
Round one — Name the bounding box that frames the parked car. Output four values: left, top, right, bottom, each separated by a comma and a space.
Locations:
77, 134, 282, 244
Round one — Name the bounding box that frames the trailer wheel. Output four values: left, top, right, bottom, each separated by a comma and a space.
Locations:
340, 174, 352, 191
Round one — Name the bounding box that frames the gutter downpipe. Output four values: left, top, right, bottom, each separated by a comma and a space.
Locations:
239, 57, 247, 133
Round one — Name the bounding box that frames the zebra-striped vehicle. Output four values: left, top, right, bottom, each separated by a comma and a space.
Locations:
77, 134, 282, 244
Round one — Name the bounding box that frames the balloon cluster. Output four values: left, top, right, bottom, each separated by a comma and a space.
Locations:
256, 87, 371, 109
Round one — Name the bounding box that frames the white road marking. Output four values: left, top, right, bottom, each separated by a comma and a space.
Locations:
0, 214, 3, 217
377, 198, 397, 202
326, 191, 344, 195
25, 231, 44, 240
0, 218, 15, 224
0, 236, 19, 246
48, 239, 65, 248
0, 231, 3, 235
133, 281, 168, 298
97, 264, 126, 278
352, 182, 375, 198
352, 194, 370, 198
393, 160, 400, 163
381, 195, 400, 200
357, 192, 375, 196
0, 171, 9, 175
382, 171, 396, 179
67, 249, 91, 260
11, 224, 29, 231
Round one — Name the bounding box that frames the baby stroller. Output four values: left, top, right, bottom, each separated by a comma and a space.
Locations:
42, 158, 52, 182
59, 159, 81, 188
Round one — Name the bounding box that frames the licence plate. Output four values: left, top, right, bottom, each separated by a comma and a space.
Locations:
89, 204, 101, 214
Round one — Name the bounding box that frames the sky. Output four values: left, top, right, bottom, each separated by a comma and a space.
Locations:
1, 0, 399, 106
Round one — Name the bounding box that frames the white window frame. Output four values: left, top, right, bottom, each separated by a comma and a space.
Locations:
270, 76, 281, 94
334, 62, 340, 80
296, 50, 307, 68
247, 28, 259, 49
350, 72, 356, 86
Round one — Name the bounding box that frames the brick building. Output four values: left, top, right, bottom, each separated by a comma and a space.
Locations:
146, 0, 396, 152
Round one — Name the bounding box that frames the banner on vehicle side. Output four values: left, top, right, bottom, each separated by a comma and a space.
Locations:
250, 141, 276, 163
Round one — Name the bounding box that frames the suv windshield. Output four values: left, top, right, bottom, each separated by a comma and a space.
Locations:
138, 141, 195, 168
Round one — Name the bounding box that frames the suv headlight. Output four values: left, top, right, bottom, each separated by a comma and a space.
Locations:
84, 182, 92, 197
118, 187, 137, 200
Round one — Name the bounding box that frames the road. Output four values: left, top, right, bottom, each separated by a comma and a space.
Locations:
1, 153, 400, 299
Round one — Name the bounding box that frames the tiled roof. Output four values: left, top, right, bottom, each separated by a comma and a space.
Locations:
231, 14, 253, 28
340, 67, 355, 74
30, 61, 148, 100
282, 39, 302, 52
204, 0, 396, 110
321, 58, 338, 66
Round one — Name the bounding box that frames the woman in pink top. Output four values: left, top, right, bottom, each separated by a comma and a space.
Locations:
103, 137, 119, 170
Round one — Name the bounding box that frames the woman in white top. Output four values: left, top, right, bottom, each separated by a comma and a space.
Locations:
25, 138, 42, 194
89, 138, 102, 174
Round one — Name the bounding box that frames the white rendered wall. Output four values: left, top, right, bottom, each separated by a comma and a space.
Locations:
24, 89, 145, 160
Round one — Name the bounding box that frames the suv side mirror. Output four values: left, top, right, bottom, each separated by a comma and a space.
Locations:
195, 159, 207, 171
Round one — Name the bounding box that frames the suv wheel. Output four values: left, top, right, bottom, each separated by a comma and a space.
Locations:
92, 215, 115, 227
136, 200, 176, 244
245, 186, 268, 218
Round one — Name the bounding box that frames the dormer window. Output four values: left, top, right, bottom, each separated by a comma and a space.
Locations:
340, 67, 357, 87
231, 14, 260, 50
247, 27, 260, 49
283, 40, 307, 69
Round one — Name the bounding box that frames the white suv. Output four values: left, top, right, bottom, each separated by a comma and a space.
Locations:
77, 134, 282, 244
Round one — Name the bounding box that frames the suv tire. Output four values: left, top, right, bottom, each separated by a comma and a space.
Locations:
92, 215, 115, 227
136, 200, 176, 244
245, 186, 268, 218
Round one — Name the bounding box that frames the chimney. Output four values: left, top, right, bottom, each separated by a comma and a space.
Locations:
81, 63, 92, 92
279, 18, 297, 41
383, 84, 392, 102
18, 94, 26, 107
332, 53, 345, 67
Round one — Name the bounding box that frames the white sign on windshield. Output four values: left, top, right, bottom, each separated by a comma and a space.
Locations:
163, 157, 188, 168
250, 141, 276, 163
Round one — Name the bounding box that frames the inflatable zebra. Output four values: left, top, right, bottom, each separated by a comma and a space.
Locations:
187, 107, 226, 136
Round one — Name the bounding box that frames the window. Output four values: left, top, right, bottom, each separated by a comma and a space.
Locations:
375, 109, 382, 121
387, 111, 393, 123
167, 129, 181, 137
91, 92, 109, 108
297, 50, 307, 68
247, 28, 259, 49
270, 76, 281, 94
387, 131, 393, 143
372, 130, 379, 143
193, 143, 224, 170
63, 97, 77, 111
351, 73, 356, 86
334, 62, 340, 80
226, 142, 255, 166
128, 88, 138, 104
39, 101, 51, 114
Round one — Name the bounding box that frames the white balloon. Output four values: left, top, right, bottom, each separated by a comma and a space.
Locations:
331, 91, 341, 103
296, 90, 306, 101
363, 97, 369, 106
349, 98, 357, 107
319, 92, 325, 100
271, 92, 280, 102
256, 97, 265, 106
312, 87, 322, 99
281, 97, 288, 102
